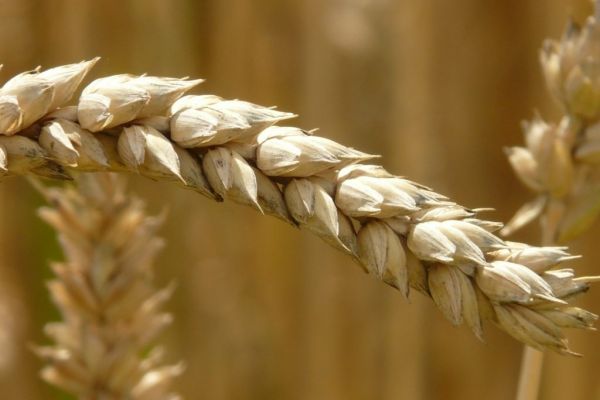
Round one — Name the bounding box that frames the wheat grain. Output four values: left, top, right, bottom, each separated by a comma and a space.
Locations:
0, 59, 596, 355
33, 173, 183, 399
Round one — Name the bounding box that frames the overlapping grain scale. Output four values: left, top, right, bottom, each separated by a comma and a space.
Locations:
40, 118, 109, 169
335, 164, 450, 218
488, 242, 580, 273
117, 123, 217, 199
78, 74, 201, 132
0, 59, 98, 135
203, 146, 291, 223
494, 304, 575, 355
539, 307, 598, 330
170, 94, 296, 147
256, 126, 377, 177
35, 173, 183, 399
357, 220, 408, 296
475, 261, 562, 304
428, 263, 483, 339
540, 268, 592, 299
0, 62, 596, 353
117, 124, 184, 182
35, 115, 217, 200
284, 177, 358, 254
0, 134, 47, 175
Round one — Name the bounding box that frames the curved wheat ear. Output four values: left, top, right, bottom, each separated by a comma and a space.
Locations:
0, 59, 597, 354
33, 173, 183, 399
504, 13, 600, 242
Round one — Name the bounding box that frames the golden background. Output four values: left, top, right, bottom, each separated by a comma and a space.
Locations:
0, 0, 598, 399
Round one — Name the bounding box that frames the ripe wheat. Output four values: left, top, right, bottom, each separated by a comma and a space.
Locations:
33, 173, 182, 399
0, 58, 597, 355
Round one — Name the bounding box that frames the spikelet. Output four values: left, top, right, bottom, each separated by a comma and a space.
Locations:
39, 118, 112, 170
78, 74, 201, 131
202, 146, 262, 211
494, 305, 573, 355
256, 126, 377, 177
171, 95, 295, 147
335, 165, 449, 218
0, 59, 97, 135
357, 220, 408, 295
285, 178, 357, 253
540, 307, 598, 330
489, 244, 579, 273
118, 124, 184, 182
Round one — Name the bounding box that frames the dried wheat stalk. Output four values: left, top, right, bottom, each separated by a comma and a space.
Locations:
33, 172, 183, 399
0, 58, 597, 355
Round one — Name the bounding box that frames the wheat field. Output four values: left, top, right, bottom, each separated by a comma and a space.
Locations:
0, 0, 598, 399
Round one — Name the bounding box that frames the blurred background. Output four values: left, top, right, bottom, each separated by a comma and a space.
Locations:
0, 0, 598, 399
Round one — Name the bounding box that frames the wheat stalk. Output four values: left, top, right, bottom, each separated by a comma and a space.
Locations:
505, 4, 600, 399
33, 172, 183, 399
0, 58, 596, 355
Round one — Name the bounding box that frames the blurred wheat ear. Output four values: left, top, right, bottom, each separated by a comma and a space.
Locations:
505, 2, 600, 399
32, 172, 183, 399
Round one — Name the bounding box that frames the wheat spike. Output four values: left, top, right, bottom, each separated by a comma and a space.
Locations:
33, 173, 183, 399
0, 59, 596, 355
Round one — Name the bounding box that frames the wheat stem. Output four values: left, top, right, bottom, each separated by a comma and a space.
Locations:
515, 228, 557, 400
516, 348, 544, 400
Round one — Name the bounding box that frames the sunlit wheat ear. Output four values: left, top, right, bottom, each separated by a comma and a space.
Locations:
33, 173, 183, 399
0, 59, 597, 353
504, 12, 600, 243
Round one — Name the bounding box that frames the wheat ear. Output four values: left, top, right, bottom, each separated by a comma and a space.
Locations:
33, 173, 183, 399
505, 3, 600, 399
0, 58, 596, 354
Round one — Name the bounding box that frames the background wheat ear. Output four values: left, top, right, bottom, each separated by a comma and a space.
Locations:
506, 2, 600, 399
504, 2, 600, 243
32, 172, 183, 400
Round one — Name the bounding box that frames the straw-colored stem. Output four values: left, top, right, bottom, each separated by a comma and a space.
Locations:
515, 206, 562, 400
516, 348, 544, 400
